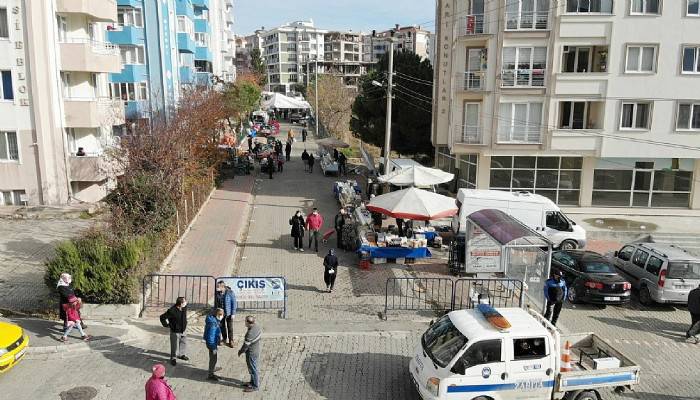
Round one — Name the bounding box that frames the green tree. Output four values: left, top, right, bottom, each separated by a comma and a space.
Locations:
223, 73, 262, 125
250, 48, 265, 78
350, 51, 434, 157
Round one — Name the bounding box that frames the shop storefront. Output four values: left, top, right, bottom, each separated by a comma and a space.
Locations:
436, 147, 478, 190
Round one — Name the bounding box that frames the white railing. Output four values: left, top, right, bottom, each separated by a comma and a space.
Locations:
462, 71, 486, 91
61, 37, 120, 55
501, 69, 546, 87
457, 14, 486, 36
459, 125, 483, 144
497, 127, 542, 144
505, 11, 549, 30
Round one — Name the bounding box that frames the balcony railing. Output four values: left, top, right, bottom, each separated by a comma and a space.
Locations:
456, 14, 486, 36
60, 37, 120, 55
462, 71, 486, 91
459, 125, 483, 144
505, 11, 549, 30
501, 69, 546, 87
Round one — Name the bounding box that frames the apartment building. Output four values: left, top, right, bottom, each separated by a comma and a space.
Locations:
0, 0, 125, 206
433, 0, 700, 209
261, 20, 327, 94
320, 31, 368, 88
362, 25, 433, 64
235, 30, 263, 74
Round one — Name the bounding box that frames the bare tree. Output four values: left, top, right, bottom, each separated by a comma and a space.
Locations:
306, 75, 355, 142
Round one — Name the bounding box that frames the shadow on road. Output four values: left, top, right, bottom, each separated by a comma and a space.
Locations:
591, 316, 689, 341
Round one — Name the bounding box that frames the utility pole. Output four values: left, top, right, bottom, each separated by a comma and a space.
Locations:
383, 36, 395, 174
314, 53, 319, 137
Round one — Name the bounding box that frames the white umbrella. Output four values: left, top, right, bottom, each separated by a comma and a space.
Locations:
378, 166, 454, 187
367, 187, 458, 221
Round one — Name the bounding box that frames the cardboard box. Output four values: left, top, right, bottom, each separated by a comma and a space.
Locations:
593, 357, 620, 370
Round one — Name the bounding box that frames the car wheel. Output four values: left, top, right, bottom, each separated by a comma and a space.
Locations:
575, 391, 598, 400
568, 287, 580, 304
639, 286, 654, 306
559, 240, 578, 250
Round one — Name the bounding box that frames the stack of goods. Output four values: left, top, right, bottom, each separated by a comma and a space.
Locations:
363, 232, 427, 249
334, 180, 361, 207
341, 224, 359, 251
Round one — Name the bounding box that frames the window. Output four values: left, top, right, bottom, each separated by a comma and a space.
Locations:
0, 70, 13, 100
195, 33, 209, 47
56, 15, 67, 42
0, 190, 26, 205
632, 249, 649, 268
688, 0, 700, 16
177, 16, 194, 35
682, 46, 700, 73
505, 0, 550, 30
546, 211, 571, 231
457, 340, 502, 370
513, 338, 547, 360
617, 246, 635, 261
0, 131, 19, 161
553, 251, 576, 267
677, 103, 700, 130
631, 0, 661, 14
625, 45, 656, 73
117, 7, 143, 28
562, 46, 591, 72
110, 82, 148, 101
490, 156, 582, 205
567, 0, 614, 13
502, 47, 547, 87
620, 102, 651, 129
422, 315, 469, 368
559, 101, 588, 129
497, 102, 543, 142
0, 7, 7, 39
120, 46, 145, 64
646, 256, 663, 275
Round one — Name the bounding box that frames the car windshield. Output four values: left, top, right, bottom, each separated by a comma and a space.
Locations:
668, 262, 700, 280
582, 260, 616, 274
422, 315, 469, 368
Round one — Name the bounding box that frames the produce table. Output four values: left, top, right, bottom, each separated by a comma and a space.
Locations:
358, 245, 431, 259
414, 230, 438, 241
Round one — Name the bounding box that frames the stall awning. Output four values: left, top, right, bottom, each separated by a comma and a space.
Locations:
467, 209, 551, 247
261, 93, 311, 110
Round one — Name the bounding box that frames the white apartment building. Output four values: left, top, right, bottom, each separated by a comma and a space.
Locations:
0, 0, 124, 206
210, 0, 236, 82
433, 0, 700, 209
363, 25, 433, 64
321, 31, 368, 88
261, 20, 327, 94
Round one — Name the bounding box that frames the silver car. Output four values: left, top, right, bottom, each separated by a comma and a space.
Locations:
609, 242, 700, 305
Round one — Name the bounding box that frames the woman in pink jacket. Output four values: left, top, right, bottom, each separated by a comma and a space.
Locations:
145, 363, 176, 400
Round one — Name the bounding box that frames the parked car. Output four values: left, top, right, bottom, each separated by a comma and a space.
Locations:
289, 113, 308, 124
0, 320, 29, 373
608, 242, 700, 305
551, 250, 631, 305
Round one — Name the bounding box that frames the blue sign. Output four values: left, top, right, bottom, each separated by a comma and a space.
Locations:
219, 277, 285, 302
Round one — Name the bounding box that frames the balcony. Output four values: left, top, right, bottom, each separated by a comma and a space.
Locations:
60, 39, 121, 73
175, 0, 194, 18
195, 46, 213, 61
180, 66, 195, 84
110, 64, 148, 83
56, 0, 117, 22
191, 0, 209, 9
460, 71, 486, 91
70, 155, 107, 182
456, 15, 488, 37
557, 101, 604, 130
194, 19, 211, 34
561, 46, 608, 73
501, 69, 546, 88
195, 72, 212, 87
106, 24, 145, 45
505, 11, 549, 31
457, 125, 484, 145
117, 0, 142, 7
177, 33, 196, 53
125, 100, 149, 119
64, 97, 125, 128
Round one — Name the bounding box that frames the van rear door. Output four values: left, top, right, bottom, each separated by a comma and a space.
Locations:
663, 261, 700, 303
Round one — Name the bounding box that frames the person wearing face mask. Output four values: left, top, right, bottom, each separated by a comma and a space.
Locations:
305, 207, 324, 252
145, 363, 177, 400
204, 308, 224, 381
160, 297, 189, 366
543, 270, 567, 326
290, 210, 306, 251
56, 272, 76, 331
215, 281, 237, 347
323, 249, 339, 293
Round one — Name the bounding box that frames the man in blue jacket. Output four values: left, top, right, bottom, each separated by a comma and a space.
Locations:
543, 270, 567, 326
204, 308, 224, 381
215, 281, 237, 347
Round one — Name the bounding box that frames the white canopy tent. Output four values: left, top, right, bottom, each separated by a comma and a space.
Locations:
261, 93, 311, 110
378, 166, 455, 187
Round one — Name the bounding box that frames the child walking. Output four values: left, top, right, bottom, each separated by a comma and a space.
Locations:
61, 295, 91, 342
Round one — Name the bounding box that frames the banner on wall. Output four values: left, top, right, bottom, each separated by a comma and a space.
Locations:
218, 277, 285, 302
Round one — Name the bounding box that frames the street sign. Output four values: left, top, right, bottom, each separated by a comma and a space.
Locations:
218, 277, 285, 302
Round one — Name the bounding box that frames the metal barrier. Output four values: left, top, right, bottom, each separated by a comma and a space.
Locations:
384, 278, 455, 319
216, 277, 288, 319
142, 274, 215, 310
384, 277, 524, 319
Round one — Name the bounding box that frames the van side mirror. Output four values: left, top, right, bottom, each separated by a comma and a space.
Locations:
429, 319, 434, 327
614, 251, 619, 257
451, 359, 466, 375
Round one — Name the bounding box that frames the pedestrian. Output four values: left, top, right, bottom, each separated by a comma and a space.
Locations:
301, 149, 309, 171
61, 295, 90, 342
333, 148, 339, 161
204, 308, 224, 381
267, 156, 274, 179
287, 129, 294, 143
338, 152, 347, 176
214, 281, 237, 347
686, 284, 700, 343
334, 209, 346, 250
543, 270, 567, 326
277, 156, 284, 172
302, 128, 307, 142
307, 153, 315, 173
247, 135, 253, 152
290, 210, 306, 252
285, 140, 292, 161
275, 140, 282, 158
57, 272, 78, 331
238, 316, 262, 393
396, 218, 405, 237
306, 207, 324, 252
145, 363, 176, 400
159, 296, 189, 366
323, 249, 338, 293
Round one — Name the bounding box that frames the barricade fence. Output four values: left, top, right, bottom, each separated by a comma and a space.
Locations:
142, 275, 288, 318
384, 277, 524, 319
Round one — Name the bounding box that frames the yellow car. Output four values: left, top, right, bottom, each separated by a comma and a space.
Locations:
0, 321, 29, 373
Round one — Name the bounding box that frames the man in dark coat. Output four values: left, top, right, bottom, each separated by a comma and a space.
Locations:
285, 141, 292, 161
307, 153, 315, 173
238, 316, 262, 392
267, 157, 274, 179
687, 284, 700, 343
214, 281, 237, 347
301, 149, 309, 171
290, 210, 305, 251
247, 135, 253, 151
323, 249, 339, 293
334, 209, 346, 250
338, 152, 347, 176
302, 128, 307, 142
543, 271, 567, 326
160, 297, 189, 366
203, 308, 223, 380
333, 148, 339, 161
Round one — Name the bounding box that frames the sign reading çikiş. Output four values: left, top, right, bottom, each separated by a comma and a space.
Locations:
218, 277, 285, 302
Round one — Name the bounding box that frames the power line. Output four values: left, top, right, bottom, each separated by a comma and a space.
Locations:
393, 83, 432, 102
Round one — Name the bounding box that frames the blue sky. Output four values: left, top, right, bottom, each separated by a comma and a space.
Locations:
234, 0, 435, 35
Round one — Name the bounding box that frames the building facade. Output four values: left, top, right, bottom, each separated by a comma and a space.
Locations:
362, 25, 433, 64
433, 0, 700, 209
0, 0, 125, 205
321, 31, 368, 88
234, 29, 263, 75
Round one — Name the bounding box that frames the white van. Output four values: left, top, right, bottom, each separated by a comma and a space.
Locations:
453, 189, 586, 250
251, 110, 269, 125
